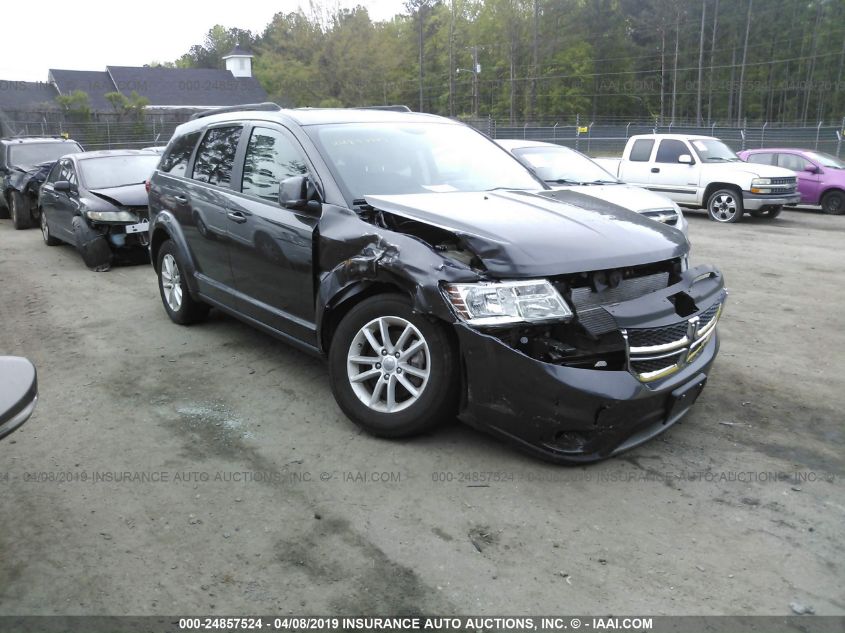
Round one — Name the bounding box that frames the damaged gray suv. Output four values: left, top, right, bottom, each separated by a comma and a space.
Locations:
147, 104, 726, 463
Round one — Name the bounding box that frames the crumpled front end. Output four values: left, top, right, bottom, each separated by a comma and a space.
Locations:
455, 264, 726, 463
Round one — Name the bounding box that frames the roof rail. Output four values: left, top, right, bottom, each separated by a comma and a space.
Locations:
354, 105, 412, 112
190, 102, 282, 120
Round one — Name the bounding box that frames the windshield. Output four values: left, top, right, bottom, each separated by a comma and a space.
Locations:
79, 155, 160, 189
513, 145, 620, 184
308, 122, 540, 201
805, 151, 845, 169
9, 143, 81, 169
690, 139, 739, 162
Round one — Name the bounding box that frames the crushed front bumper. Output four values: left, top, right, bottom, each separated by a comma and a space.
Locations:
454, 266, 726, 463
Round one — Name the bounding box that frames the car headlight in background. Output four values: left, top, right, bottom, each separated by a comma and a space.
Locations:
445, 280, 573, 326
85, 210, 139, 223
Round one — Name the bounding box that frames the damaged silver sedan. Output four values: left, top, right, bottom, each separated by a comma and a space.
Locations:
147, 105, 726, 463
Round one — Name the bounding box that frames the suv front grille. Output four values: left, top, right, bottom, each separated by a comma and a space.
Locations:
624, 303, 723, 382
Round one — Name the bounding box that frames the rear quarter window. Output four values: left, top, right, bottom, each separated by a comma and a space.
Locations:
629, 139, 654, 162
159, 131, 201, 178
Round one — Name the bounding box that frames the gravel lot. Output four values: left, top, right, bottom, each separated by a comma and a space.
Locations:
0, 206, 843, 616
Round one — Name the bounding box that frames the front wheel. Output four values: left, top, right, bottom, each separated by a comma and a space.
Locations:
156, 240, 210, 325
328, 294, 459, 438
707, 188, 743, 223
40, 209, 61, 245
821, 191, 845, 215
10, 191, 32, 229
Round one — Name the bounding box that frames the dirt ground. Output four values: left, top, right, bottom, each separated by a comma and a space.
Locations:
0, 205, 843, 617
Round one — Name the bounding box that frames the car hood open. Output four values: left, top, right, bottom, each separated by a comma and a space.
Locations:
364, 190, 688, 278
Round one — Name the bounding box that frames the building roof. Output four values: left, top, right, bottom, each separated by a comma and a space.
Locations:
48, 70, 115, 111
106, 66, 267, 107
0, 80, 59, 111
223, 45, 253, 58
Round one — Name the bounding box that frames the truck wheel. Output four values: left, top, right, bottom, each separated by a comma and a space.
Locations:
10, 191, 32, 229
821, 191, 845, 215
156, 240, 210, 325
328, 294, 459, 438
40, 209, 61, 245
707, 188, 743, 223
751, 206, 782, 219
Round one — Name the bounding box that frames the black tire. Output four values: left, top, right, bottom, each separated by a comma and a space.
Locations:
821, 190, 845, 215
40, 209, 61, 245
750, 205, 782, 219
10, 191, 32, 229
328, 294, 459, 438
156, 240, 210, 325
707, 188, 743, 223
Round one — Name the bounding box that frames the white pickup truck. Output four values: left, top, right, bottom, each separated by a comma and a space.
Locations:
595, 134, 800, 223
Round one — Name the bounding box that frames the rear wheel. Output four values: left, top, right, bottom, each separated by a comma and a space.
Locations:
328, 294, 459, 438
821, 190, 845, 215
10, 191, 32, 229
156, 240, 210, 324
707, 188, 743, 223
40, 209, 61, 245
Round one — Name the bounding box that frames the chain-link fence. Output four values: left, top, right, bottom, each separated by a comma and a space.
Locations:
3, 108, 844, 158
0, 110, 194, 150
463, 116, 845, 157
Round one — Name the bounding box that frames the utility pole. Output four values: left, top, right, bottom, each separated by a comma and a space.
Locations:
418, 5, 425, 112
671, 7, 679, 124
696, 0, 706, 125
472, 46, 480, 119
736, 0, 752, 126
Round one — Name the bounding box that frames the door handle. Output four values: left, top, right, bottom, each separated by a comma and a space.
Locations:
174, 195, 188, 204
651, 167, 660, 173
227, 211, 247, 224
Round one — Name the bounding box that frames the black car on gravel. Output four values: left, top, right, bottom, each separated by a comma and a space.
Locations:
0, 136, 83, 229
38, 150, 159, 271
147, 104, 726, 463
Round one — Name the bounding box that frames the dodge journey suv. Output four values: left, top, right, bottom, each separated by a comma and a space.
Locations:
147, 104, 726, 463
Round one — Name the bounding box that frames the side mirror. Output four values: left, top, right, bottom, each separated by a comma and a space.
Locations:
279, 175, 321, 214
54, 180, 72, 193
0, 356, 37, 440
804, 165, 820, 174
678, 154, 695, 165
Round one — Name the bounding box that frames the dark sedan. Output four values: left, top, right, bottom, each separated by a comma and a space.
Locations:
38, 150, 160, 271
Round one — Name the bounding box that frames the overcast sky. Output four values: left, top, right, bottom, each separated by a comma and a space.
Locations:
0, 0, 407, 82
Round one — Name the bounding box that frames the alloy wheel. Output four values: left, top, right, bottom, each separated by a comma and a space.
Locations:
710, 193, 738, 222
346, 316, 431, 413
160, 253, 183, 312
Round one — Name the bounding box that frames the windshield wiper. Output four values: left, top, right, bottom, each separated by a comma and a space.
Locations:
588, 179, 621, 185
545, 178, 588, 186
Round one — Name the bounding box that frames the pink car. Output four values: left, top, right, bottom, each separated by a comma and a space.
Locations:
737, 148, 845, 215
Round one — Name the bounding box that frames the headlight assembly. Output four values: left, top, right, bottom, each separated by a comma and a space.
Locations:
444, 279, 573, 326
85, 210, 139, 223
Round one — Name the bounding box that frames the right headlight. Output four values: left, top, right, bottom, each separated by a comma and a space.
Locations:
444, 280, 573, 327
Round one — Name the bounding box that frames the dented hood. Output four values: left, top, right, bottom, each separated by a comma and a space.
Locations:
364, 190, 688, 278
88, 184, 148, 208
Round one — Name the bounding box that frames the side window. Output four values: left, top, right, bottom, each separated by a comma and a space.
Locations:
60, 161, 77, 186
160, 131, 200, 177
241, 127, 308, 202
629, 139, 655, 162
746, 153, 774, 165
777, 153, 810, 171
655, 140, 690, 163
46, 161, 62, 184
191, 126, 242, 187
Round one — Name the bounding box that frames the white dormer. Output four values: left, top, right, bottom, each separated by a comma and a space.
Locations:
222, 45, 254, 78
